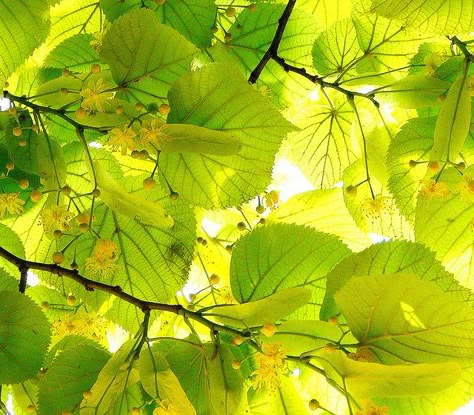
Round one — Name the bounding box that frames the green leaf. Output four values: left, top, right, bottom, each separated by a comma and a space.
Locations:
94, 160, 174, 228
230, 223, 350, 319
44, 33, 100, 72
431, 71, 471, 161
268, 189, 373, 252
0, 290, 51, 384
160, 124, 242, 156
386, 117, 435, 221
203, 287, 311, 328
100, 8, 198, 105
37, 340, 110, 415
0, 267, 18, 291
316, 349, 461, 397
10, 380, 39, 415
298, 0, 354, 29
138, 345, 197, 415
162, 63, 295, 208
0, 0, 50, 80
415, 166, 474, 289
312, 19, 360, 76
335, 273, 474, 364
370, 0, 474, 34
285, 94, 355, 187
80, 339, 140, 415
321, 240, 472, 321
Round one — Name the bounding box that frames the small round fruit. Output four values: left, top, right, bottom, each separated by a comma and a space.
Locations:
19, 179, 29, 189
92, 188, 101, 198
428, 161, 440, 173
30, 189, 43, 202
53, 230, 63, 239
26, 405, 35, 413
143, 177, 156, 190
75, 107, 87, 119
19, 139, 27, 146
32, 124, 39, 133
70, 261, 78, 270
62, 68, 71, 77
187, 304, 196, 311
67, 295, 77, 306
13, 126, 22, 136
456, 161, 466, 171
209, 274, 220, 285
8, 107, 17, 115
53, 252, 65, 264
211, 26, 218, 34
256, 204, 265, 214
116, 105, 124, 115
131, 407, 140, 415
324, 343, 336, 353
225, 7, 236, 17
189, 293, 197, 302
60, 88, 69, 95
61, 185, 72, 195
224, 32, 232, 42
6, 162, 14, 170
345, 185, 357, 196
408, 159, 418, 168
169, 191, 179, 200
91, 63, 101, 74
83, 390, 92, 400
41, 301, 49, 310
135, 102, 144, 112
308, 399, 319, 410
3, 81, 9, 88
131, 150, 140, 159
139, 149, 149, 160
328, 316, 338, 326
232, 336, 244, 346
158, 103, 170, 115
225, 244, 233, 252
79, 223, 89, 233
248, 3, 256, 12
231, 360, 241, 369
237, 221, 246, 231
261, 323, 276, 337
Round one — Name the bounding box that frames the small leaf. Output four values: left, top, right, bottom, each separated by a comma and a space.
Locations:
0, 290, 51, 384
431, 71, 471, 161
161, 124, 242, 156
93, 160, 174, 227
203, 287, 311, 328
316, 349, 461, 397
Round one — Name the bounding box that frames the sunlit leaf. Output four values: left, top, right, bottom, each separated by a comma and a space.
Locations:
335, 273, 474, 364
0, 290, 51, 384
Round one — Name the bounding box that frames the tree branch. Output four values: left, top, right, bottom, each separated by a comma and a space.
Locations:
248, 0, 297, 84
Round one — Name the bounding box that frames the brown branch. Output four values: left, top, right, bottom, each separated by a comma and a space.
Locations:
248, 0, 297, 84
0, 245, 250, 339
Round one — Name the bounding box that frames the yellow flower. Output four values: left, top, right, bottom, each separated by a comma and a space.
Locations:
153, 400, 180, 415
52, 312, 107, 341
252, 343, 287, 392
41, 204, 74, 233
348, 346, 372, 362
107, 125, 137, 155
80, 78, 113, 112
420, 179, 450, 199
355, 400, 389, 415
0, 192, 25, 218
361, 195, 393, 220
139, 119, 170, 150
84, 239, 119, 278
458, 175, 474, 202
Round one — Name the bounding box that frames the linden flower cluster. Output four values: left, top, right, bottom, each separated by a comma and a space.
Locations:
85, 238, 119, 278
80, 78, 114, 113
107, 125, 137, 155
361, 195, 394, 221
41, 204, 75, 234
348, 346, 372, 362
0, 192, 25, 219
252, 343, 287, 392
457, 175, 474, 202
355, 400, 389, 415
52, 311, 107, 341
139, 119, 170, 150
419, 179, 450, 199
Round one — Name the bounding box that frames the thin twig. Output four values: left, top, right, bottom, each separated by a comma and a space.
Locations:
248, 0, 297, 84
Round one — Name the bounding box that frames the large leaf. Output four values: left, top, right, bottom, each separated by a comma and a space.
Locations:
162, 63, 295, 208
37, 339, 110, 415
0, 290, 51, 384
203, 287, 311, 329
321, 240, 473, 321
0, 0, 50, 80
370, 0, 474, 34
335, 273, 474, 364
230, 223, 351, 319
100, 8, 198, 105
